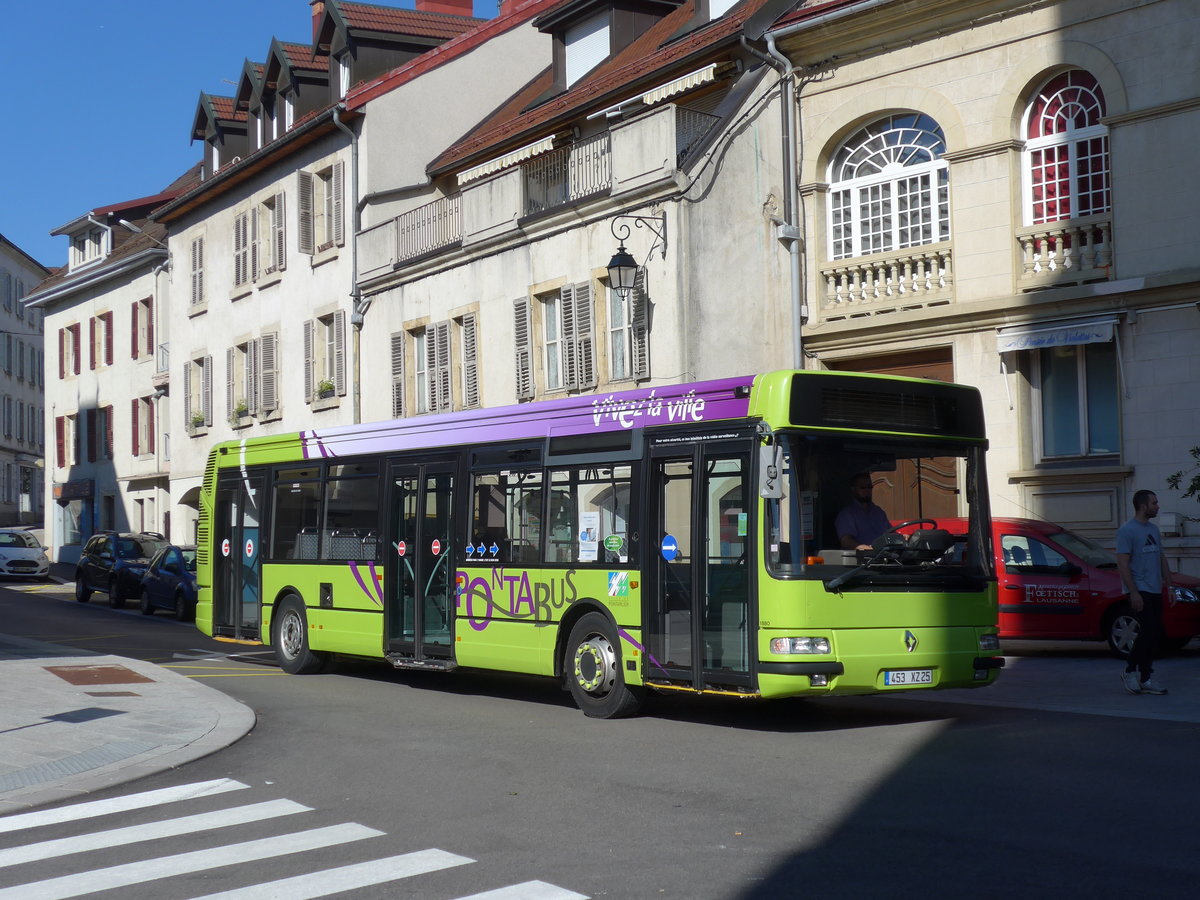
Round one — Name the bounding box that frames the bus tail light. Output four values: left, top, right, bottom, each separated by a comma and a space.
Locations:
978, 634, 1000, 652
770, 637, 831, 655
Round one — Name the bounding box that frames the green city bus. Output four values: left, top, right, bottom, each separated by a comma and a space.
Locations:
196, 370, 1001, 717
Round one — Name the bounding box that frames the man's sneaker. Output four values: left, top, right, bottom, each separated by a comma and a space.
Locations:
1122, 671, 1142, 694
1140, 678, 1168, 695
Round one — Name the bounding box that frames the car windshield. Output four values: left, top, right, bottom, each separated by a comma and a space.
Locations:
118, 537, 167, 559
1048, 529, 1117, 567
0, 532, 39, 549
181, 548, 197, 572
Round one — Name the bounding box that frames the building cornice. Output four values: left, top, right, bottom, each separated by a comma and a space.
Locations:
23, 248, 167, 310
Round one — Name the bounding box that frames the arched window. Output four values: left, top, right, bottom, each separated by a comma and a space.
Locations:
1024, 70, 1110, 225
828, 113, 949, 261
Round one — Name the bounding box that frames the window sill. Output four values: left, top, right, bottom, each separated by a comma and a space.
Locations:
258, 408, 282, 423
188, 301, 209, 318
230, 285, 253, 302
230, 418, 253, 430
1007, 462, 1131, 484
257, 270, 283, 290
311, 395, 340, 412
311, 246, 339, 269
188, 425, 209, 438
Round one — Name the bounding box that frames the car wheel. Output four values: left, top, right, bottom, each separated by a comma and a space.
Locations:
1106, 603, 1138, 658
174, 591, 194, 623
564, 611, 643, 718
109, 577, 126, 609
139, 591, 154, 616
271, 596, 329, 674
75, 576, 92, 603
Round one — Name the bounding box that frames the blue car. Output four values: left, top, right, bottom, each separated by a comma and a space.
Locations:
139, 545, 198, 620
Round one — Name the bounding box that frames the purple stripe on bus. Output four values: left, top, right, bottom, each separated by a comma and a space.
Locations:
348, 561, 381, 608
618, 627, 669, 677
367, 561, 384, 605
298, 377, 753, 459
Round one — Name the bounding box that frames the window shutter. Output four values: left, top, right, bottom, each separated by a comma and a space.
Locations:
87, 408, 97, 463
130, 301, 139, 360
226, 347, 235, 419
72, 325, 81, 375
434, 320, 451, 412
274, 192, 287, 271
573, 282, 596, 389
260, 332, 278, 413
333, 310, 347, 396
131, 399, 140, 457
146, 298, 154, 358
191, 237, 204, 305
332, 161, 345, 246
59, 328, 65, 379
513, 298, 533, 400
202, 355, 213, 426
89, 317, 97, 370
104, 405, 113, 459
461, 313, 479, 409
250, 207, 260, 280
104, 312, 113, 366
183, 361, 192, 426
424, 328, 437, 412
248, 340, 260, 415
560, 284, 578, 389
233, 212, 248, 287
390, 331, 406, 418
631, 268, 650, 380
147, 401, 155, 455
298, 171, 315, 255
55, 417, 64, 468
303, 319, 314, 402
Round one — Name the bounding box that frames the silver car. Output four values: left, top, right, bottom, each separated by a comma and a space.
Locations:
0, 528, 51, 580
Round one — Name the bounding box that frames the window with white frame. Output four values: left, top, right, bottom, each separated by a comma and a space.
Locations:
338, 54, 351, 98
828, 113, 950, 261
60, 324, 82, 377
55, 413, 78, 468
564, 12, 609, 88
414, 321, 451, 415
298, 163, 344, 255
607, 272, 649, 382
132, 395, 155, 456
227, 335, 281, 421
90, 312, 113, 369
258, 193, 287, 275
132, 297, 153, 359
1034, 341, 1119, 460
539, 282, 595, 392
184, 355, 213, 431
1023, 70, 1110, 225
304, 312, 345, 402
190, 236, 205, 306
70, 228, 106, 269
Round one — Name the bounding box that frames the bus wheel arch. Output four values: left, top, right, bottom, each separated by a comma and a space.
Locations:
562, 607, 643, 719
271, 593, 330, 675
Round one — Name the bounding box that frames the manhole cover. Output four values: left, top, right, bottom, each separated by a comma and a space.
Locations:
45, 665, 156, 686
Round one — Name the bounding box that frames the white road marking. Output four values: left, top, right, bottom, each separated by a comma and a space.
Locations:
454, 882, 590, 900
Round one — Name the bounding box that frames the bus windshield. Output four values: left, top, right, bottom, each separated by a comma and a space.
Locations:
765, 431, 991, 588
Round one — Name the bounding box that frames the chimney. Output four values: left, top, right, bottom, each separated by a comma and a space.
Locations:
415, 0, 475, 16
310, 0, 326, 43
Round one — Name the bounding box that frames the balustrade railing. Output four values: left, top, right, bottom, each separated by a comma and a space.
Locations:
523, 132, 611, 216
1016, 215, 1112, 288
819, 244, 954, 320
396, 194, 462, 263
676, 108, 720, 167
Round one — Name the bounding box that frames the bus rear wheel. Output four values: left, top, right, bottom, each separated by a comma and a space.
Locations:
272, 596, 329, 675
565, 612, 642, 718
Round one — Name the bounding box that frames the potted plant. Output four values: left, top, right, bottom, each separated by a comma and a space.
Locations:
190, 410, 207, 431
315, 378, 336, 400
230, 399, 250, 425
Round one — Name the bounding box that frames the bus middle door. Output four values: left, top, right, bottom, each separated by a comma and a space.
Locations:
214, 472, 266, 642
646, 439, 752, 691
385, 460, 456, 666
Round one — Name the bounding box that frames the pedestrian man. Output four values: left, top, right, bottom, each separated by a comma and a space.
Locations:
1115, 489, 1171, 695
836, 472, 891, 551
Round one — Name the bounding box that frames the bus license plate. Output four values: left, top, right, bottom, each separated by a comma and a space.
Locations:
884, 669, 932, 686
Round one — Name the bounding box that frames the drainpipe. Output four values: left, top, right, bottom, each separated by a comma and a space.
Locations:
332, 106, 364, 424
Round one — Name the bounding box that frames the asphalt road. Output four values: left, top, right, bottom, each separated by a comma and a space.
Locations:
4, 579, 1200, 898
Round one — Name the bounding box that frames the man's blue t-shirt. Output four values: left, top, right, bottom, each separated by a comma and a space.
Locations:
1116, 518, 1163, 593
835, 502, 891, 547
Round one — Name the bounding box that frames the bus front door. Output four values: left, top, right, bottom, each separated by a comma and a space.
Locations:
647, 442, 752, 691
385, 462, 456, 665
213, 473, 266, 641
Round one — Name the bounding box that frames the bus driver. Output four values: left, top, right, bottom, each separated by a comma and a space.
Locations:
836, 472, 892, 551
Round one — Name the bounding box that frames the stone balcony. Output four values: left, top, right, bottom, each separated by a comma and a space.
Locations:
1016, 213, 1112, 290
817, 243, 954, 322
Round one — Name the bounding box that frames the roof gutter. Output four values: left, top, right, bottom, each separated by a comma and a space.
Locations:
761, 0, 895, 59
24, 247, 168, 309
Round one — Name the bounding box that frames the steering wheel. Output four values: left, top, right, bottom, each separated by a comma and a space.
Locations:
884, 519, 939, 536
871, 519, 939, 555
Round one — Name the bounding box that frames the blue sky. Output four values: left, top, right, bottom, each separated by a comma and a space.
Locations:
2, 0, 498, 270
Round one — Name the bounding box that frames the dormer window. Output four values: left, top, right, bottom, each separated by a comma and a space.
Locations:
283, 93, 295, 131
210, 141, 221, 172
338, 54, 351, 99
70, 228, 107, 269
565, 12, 610, 87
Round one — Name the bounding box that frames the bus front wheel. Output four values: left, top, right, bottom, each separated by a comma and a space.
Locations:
565, 612, 642, 719
272, 597, 329, 675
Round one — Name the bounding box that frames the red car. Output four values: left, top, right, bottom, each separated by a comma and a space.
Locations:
935, 517, 1200, 655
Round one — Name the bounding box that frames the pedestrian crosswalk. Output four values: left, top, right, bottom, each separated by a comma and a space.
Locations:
0, 779, 588, 900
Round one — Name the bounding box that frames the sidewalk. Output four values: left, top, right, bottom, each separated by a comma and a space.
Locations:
0, 633, 256, 815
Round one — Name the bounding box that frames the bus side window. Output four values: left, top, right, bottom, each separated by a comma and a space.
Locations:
471, 470, 542, 564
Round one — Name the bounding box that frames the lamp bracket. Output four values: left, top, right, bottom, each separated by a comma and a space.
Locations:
609, 212, 667, 261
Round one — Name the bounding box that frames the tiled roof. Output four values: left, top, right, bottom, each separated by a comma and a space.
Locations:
279, 41, 328, 72
338, 1, 485, 39
208, 95, 239, 121
429, 0, 768, 175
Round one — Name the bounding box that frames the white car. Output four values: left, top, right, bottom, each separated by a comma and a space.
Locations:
0, 528, 51, 580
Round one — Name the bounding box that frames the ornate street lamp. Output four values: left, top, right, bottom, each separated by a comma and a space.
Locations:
605, 212, 666, 299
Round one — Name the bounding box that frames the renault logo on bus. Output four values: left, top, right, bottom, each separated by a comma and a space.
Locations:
904, 630, 918, 653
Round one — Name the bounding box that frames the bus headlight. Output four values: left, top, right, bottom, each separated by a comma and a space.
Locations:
770, 637, 831, 655
978, 634, 1000, 652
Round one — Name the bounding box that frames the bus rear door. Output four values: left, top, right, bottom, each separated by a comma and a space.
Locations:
384, 459, 457, 666
646, 436, 753, 692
